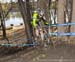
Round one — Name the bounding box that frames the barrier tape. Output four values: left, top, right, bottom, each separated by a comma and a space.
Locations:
0, 43, 37, 47
49, 32, 75, 36
1, 22, 75, 47
0, 38, 37, 47
48, 22, 75, 26
0, 32, 75, 47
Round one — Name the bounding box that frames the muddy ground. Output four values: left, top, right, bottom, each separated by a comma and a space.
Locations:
0, 44, 75, 62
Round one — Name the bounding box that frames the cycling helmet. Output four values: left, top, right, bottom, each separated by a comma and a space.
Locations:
37, 8, 44, 16
34, 10, 38, 13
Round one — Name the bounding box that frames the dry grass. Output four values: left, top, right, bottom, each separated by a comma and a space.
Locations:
0, 25, 26, 44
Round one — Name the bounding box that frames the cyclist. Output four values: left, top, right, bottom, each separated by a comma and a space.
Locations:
31, 9, 49, 47
31, 9, 48, 29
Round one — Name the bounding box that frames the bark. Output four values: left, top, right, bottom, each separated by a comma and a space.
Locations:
57, 0, 65, 32
66, 0, 73, 38
57, 0, 66, 40
18, 0, 33, 43
0, 3, 6, 39
71, 0, 75, 33
69, 0, 75, 40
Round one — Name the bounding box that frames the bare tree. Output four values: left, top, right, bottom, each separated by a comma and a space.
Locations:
65, 0, 73, 38
0, 3, 6, 39
71, 0, 75, 35
18, 0, 33, 43
57, 0, 65, 40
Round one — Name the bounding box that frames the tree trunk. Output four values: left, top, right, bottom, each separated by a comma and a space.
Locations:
18, 0, 33, 43
0, 3, 6, 39
66, 0, 73, 38
57, 0, 65, 40
70, 0, 75, 38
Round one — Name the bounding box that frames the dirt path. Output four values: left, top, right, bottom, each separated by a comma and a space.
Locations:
0, 44, 75, 62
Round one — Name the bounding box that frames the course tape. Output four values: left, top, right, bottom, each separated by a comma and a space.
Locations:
0, 43, 37, 47
49, 32, 75, 36
48, 22, 75, 26
0, 38, 38, 47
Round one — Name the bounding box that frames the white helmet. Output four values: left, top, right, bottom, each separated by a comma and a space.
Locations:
37, 8, 44, 16
33, 10, 38, 13
40, 11, 44, 16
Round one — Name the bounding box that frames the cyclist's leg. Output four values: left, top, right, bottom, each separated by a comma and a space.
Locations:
32, 27, 40, 48
35, 26, 39, 38
42, 25, 50, 47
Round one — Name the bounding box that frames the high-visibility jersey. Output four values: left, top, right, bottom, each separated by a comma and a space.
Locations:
32, 13, 38, 20
32, 13, 39, 28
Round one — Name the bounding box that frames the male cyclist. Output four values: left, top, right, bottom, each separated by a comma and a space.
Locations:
31, 9, 48, 29
31, 9, 49, 47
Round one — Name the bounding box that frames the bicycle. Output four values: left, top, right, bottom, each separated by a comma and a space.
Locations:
32, 21, 51, 47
